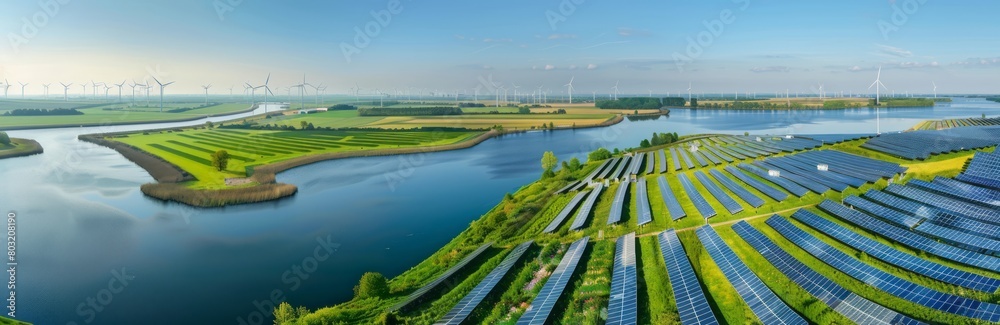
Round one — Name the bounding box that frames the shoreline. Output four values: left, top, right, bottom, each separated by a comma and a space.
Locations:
77, 114, 629, 208
0, 138, 44, 160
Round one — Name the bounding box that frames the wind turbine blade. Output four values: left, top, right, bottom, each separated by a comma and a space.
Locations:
164, 82, 175, 86
265, 73, 271, 85
868, 80, 878, 90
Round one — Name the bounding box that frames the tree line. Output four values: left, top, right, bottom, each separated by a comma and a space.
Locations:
3, 108, 83, 116
358, 107, 463, 116
596, 97, 664, 109
639, 132, 679, 148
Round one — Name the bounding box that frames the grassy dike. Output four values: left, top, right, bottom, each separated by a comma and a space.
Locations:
0, 138, 43, 160
279, 135, 997, 325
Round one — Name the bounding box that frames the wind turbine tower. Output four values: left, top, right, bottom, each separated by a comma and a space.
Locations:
151, 76, 175, 112
868, 66, 888, 135
60, 82, 72, 101
202, 84, 212, 105
18, 82, 28, 98
564, 77, 575, 104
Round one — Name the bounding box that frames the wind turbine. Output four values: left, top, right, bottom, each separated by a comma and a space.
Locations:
246, 83, 257, 106
611, 81, 620, 100
115, 80, 126, 103
42, 83, 50, 97
129, 81, 140, 105
932, 81, 937, 98
295, 74, 310, 109
60, 82, 72, 101
202, 84, 212, 105
512, 83, 520, 104
564, 77, 575, 104
310, 83, 323, 105
868, 66, 888, 135
0, 80, 8, 98
252, 73, 274, 113
687, 82, 692, 105
90, 80, 99, 99
151, 76, 174, 112
144, 84, 152, 106
18, 82, 28, 98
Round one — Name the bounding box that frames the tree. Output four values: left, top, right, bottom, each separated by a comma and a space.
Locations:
744, 131, 750, 136
0, 132, 9, 145
640, 139, 651, 148
354, 272, 389, 299
211, 150, 230, 171
273, 302, 297, 325
541, 151, 558, 174
568, 157, 582, 171
690, 98, 699, 108
205, 121, 214, 129
588, 148, 612, 161
549, 122, 554, 129
518, 106, 531, 114
300, 120, 309, 130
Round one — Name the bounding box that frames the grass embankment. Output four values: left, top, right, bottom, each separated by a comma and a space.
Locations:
0, 138, 43, 159
0, 315, 30, 325
284, 135, 995, 324
0, 103, 253, 130
83, 126, 494, 207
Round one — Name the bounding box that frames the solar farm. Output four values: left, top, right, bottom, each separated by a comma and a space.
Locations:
314, 127, 1000, 325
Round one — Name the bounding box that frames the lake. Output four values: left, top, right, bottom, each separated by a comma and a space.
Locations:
2, 98, 997, 324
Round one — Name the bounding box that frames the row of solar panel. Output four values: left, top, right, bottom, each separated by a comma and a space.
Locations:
733, 220, 922, 325
392, 242, 494, 312
517, 237, 590, 325
436, 241, 533, 325
769, 215, 1000, 322
861, 126, 1000, 159
607, 233, 637, 325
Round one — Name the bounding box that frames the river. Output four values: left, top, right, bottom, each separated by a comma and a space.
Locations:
2, 98, 997, 324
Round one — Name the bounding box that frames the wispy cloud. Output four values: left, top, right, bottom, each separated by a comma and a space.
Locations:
876, 44, 913, 58
587, 63, 599, 70
544, 64, 556, 70
750, 66, 791, 73
547, 34, 577, 40
577, 40, 631, 50
617, 27, 650, 37
952, 57, 1000, 67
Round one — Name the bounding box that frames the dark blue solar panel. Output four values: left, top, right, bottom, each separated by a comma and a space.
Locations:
597, 157, 622, 179
724, 166, 788, 201
733, 221, 924, 325
517, 237, 589, 325
658, 230, 719, 325
818, 200, 1000, 273
657, 176, 687, 220
570, 184, 604, 231
437, 241, 534, 325
658, 149, 668, 173
693, 171, 743, 214
737, 164, 809, 197
886, 184, 1000, 226
607, 181, 630, 225
862, 189, 1000, 241
645, 151, 655, 174
670, 147, 682, 171
769, 215, 1000, 322
709, 169, 765, 207
700, 147, 724, 164
583, 159, 614, 183
862, 126, 1000, 159
635, 179, 652, 226
392, 243, 493, 312
960, 151, 1000, 190
716, 145, 749, 160
754, 161, 833, 193
678, 174, 717, 218
910, 178, 1000, 208
696, 226, 806, 325
607, 233, 637, 325
611, 156, 633, 180
792, 209, 1000, 292
691, 150, 709, 167
678, 148, 695, 169
704, 145, 735, 163
543, 191, 589, 233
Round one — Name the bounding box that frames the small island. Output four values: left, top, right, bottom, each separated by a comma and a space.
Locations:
0, 132, 43, 160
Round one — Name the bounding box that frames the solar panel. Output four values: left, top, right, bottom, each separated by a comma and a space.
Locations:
818, 200, 1000, 273
645, 152, 655, 174
708, 169, 765, 208
716, 145, 748, 160
754, 161, 833, 193
959, 151, 1000, 190
570, 184, 604, 230
737, 164, 809, 197
733, 221, 923, 325
554, 180, 581, 195
691, 150, 709, 167
670, 148, 682, 171
635, 179, 652, 226
886, 184, 1000, 226
847, 194, 1000, 254
678, 148, 695, 169
516, 237, 589, 325
658, 149, 668, 173
860, 190, 1000, 240
583, 159, 614, 183
792, 209, 1000, 292
657, 176, 687, 220
607, 233, 637, 325
597, 157, 622, 180
862, 126, 1000, 159
693, 171, 744, 214
723, 166, 788, 201
543, 191, 588, 233
696, 226, 806, 325
627, 153, 644, 176
607, 181, 630, 225
658, 230, 719, 325
927, 176, 1000, 208
391, 243, 493, 312
678, 174, 717, 218
769, 215, 1000, 322
436, 241, 534, 325
612, 156, 633, 180
703, 145, 733, 163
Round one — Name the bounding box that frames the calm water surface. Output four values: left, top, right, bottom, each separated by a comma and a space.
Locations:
2, 98, 998, 324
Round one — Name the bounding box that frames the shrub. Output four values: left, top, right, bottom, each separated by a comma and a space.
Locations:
353, 272, 389, 299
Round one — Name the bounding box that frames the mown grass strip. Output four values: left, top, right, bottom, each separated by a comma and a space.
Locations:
165, 140, 253, 162
147, 143, 213, 166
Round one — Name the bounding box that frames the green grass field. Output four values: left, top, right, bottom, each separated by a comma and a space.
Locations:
114, 128, 482, 188
0, 102, 252, 129
282, 134, 999, 325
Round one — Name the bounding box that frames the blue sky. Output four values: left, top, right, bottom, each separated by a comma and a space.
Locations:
1, 0, 999, 95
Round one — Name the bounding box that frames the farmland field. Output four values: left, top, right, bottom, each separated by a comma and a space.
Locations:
114, 128, 483, 188
0, 102, 252, 129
